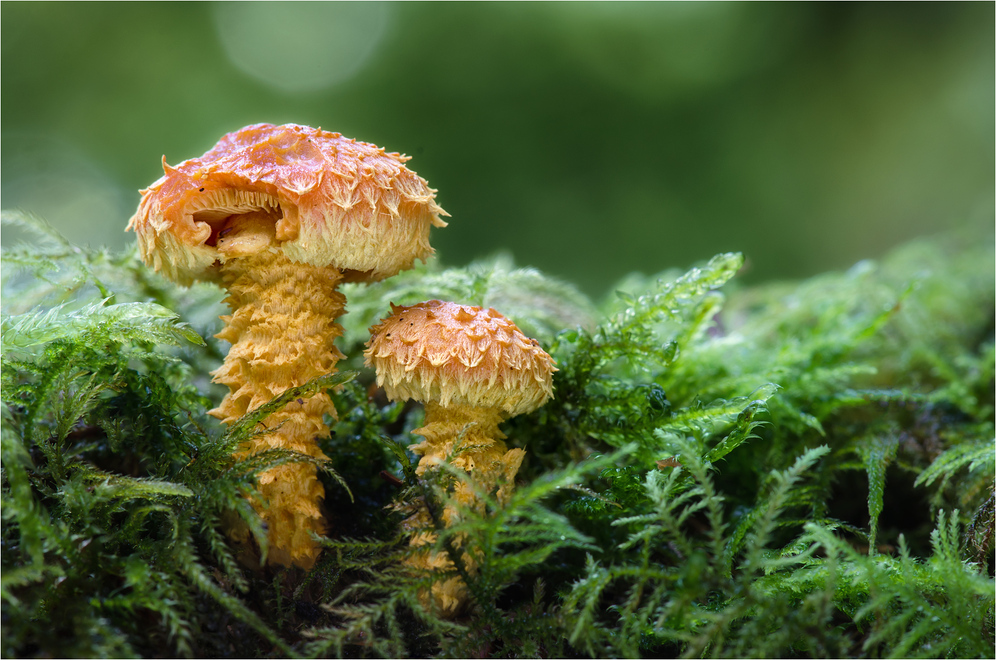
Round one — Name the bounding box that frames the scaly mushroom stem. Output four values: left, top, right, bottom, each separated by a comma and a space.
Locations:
210, 248, 346, 569
411, 402, 524, 515
405, 401, 525, 615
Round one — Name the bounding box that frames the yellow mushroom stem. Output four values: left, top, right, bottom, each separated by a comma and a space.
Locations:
404, 401, 525, 616
209, 212, 345, 569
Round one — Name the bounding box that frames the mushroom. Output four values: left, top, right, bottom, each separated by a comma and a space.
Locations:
364, 300, 555, 615
127, 123, 447, 568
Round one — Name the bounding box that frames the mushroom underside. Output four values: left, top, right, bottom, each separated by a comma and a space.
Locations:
188, 189, 289, 252
178, 187, 425, 282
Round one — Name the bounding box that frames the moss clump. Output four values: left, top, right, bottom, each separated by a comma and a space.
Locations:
2, 210, 993, 658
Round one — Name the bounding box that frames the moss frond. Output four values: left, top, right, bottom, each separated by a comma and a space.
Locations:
2, 215, 993, 657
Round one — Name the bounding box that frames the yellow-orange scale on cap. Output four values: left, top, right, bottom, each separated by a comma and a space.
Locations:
365, 300, 555, 616
127, 123, 447, 569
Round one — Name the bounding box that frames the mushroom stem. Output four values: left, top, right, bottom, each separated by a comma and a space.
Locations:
405, 402, 525, 615
411, 402, 525, 515
210, 249, 346, 568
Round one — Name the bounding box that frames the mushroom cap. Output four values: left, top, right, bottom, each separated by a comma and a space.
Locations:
364, 300, 556, 417
127, 123, 448, 285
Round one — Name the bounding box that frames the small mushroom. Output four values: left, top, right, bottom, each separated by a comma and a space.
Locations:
364, 300, 555, 615
127, 123, 447, 568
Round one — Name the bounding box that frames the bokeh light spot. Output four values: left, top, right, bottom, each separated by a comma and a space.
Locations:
213, 2, 390, 93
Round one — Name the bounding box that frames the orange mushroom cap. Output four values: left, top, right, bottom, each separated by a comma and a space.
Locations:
127, 123, 448, 285
364, 300, 556, 416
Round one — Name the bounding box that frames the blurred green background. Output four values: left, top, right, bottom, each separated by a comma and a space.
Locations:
2, 2, 992, 296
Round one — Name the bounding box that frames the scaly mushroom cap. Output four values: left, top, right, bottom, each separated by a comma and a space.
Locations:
127, 123, 448, 285
364, 300, 556, 417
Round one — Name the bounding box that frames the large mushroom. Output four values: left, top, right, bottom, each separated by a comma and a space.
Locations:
127, 123, 447, 568
364, 300, 555, 615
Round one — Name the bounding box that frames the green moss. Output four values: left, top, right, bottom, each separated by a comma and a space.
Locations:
2, 210, 993, 658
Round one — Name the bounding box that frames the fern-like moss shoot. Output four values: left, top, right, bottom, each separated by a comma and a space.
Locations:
2, 210, 992, 658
